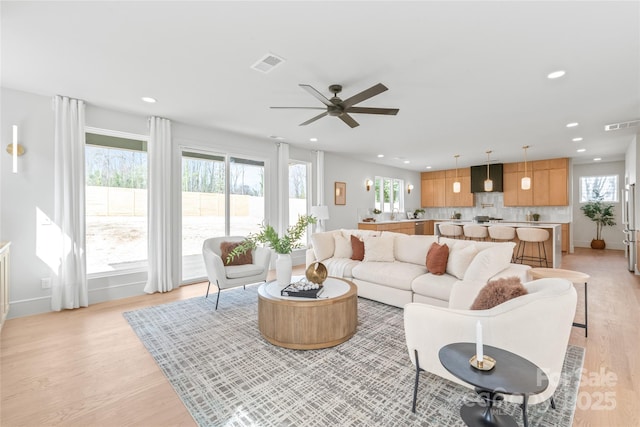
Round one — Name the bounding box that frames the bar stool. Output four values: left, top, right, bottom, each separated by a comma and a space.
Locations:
514, 228, 550, 267
488, 225, 516, 242
439, 223, 463, 239
463, 224, 488, 241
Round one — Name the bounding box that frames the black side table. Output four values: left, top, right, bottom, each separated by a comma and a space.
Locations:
439, 343, 549, 427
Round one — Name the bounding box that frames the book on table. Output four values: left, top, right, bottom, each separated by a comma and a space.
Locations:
281, 279, 324, 298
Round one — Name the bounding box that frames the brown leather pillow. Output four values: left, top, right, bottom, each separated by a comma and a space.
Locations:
220, 241, 253, 266
470, 276, 528, 310
426, 242, 449, 275
351, 235, 365, 261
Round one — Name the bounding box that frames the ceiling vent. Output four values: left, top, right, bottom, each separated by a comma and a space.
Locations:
604, 119, 640, 131
251, 53, 285, 73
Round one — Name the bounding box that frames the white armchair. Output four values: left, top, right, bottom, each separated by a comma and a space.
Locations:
404, 278, 577, 416
202, 236, 271, 309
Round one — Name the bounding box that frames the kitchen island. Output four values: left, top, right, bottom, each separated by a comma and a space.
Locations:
434, 221, 562, 268
358, 218, 433, 235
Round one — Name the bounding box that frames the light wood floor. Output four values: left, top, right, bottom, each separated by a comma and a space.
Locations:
1, 249, 638, 426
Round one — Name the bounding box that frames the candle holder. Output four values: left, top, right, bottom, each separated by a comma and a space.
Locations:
469, 355, 496, 371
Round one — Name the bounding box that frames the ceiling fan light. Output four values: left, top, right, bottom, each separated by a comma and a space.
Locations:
521, 176, 531, 190
484, 179, 493, 192
453, 181, 461, 193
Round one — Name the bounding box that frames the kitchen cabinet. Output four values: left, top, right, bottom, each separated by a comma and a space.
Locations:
421, 169, 473, 208
420, 171, 446, 207
358, 221, 416, 234
503, 158, 568, 207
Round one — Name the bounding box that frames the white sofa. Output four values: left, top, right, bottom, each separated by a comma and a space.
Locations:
306, 229, 530, 308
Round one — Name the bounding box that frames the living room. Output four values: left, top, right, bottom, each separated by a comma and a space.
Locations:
2, 1, 639, 426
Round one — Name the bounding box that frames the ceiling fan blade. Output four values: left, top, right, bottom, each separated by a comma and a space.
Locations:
346, 107, 399, 115
342, 83, 388, 108
299, 84, 334, 107
299, 111, 328, 126
339, 113, 360, 128
270, 107, 326, 110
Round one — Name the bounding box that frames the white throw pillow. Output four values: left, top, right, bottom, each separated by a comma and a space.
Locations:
311, 231, 337, 262
333, 234, 353, 258
446, 244, 478, 279
363, 236, 395, 262
463, 243, 516, 282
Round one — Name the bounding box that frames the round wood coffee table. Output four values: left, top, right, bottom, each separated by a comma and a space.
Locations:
257, 277, 358, 350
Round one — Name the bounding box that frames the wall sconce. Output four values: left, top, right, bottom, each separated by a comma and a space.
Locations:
6, 125, 25, 174
365, 179, 373, 191
521, 145, 531, 190
453, 154, 461, 193
484, 150, 493, 192
407, 184, 414, 194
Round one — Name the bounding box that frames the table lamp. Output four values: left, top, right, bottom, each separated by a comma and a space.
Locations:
310, 205, 329, 232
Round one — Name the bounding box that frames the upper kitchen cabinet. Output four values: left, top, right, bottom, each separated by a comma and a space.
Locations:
421, 171, 446, 207
504, 157, 568, 207
421, 169, 473, 207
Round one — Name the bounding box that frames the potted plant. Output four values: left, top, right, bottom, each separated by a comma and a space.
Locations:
372, 208, 382, 221
414, 208, 425, 219
532, 213, 540, 221
580, 190, 616, 249
227, 215, 316, 285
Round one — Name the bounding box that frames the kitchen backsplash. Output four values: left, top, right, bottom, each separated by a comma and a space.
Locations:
422, 192, 572, 222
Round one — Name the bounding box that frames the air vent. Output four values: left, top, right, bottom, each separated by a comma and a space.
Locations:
251, 53, 285, 73
604, 119, 640, 131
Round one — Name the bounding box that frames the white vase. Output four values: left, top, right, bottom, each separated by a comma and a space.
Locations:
276, 253, 293, 287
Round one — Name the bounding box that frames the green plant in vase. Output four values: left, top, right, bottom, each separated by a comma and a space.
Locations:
580, 190, 616, 249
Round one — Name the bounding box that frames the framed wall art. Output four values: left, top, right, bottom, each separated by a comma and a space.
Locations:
335, 182, 346, 205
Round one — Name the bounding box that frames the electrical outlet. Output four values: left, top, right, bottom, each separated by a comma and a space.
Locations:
41, 278, 51, 289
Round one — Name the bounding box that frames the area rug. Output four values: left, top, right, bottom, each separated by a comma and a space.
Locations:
124, 286, 584, 426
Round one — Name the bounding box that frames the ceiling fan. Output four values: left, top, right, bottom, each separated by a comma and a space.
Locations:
271, 83, 399, 128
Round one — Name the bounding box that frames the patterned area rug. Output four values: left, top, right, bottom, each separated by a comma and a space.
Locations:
124, 286, 584, 426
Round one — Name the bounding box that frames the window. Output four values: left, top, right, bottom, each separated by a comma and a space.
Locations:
85, 132, 148, 275
181, 151, 265, 282
289, 161, 310, 242
579, 175, 619, 203
374, 176, 404, 212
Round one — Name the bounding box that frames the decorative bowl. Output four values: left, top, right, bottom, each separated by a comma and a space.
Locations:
305, 262, 328, 285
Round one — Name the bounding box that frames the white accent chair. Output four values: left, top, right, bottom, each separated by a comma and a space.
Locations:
404, 278, 577, 418
202, 236, 271, 309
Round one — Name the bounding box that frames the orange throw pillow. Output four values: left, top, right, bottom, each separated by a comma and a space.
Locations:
426, 242, 449, 275
470, 276, 528, 310
351, 235, 365, 261
220, 241, 253, 266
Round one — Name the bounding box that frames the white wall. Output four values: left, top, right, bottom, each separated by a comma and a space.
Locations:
322, 152, 421, 230
572, 160, 625, 250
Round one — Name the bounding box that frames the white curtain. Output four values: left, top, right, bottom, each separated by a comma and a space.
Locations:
144, 117, 176, 293
51, 95, 88, 311
277, 142, 290, 235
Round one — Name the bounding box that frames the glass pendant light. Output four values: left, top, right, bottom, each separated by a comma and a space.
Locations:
484, 150, 493, 192
521, 145, 531, 190
453, 154, 461, 193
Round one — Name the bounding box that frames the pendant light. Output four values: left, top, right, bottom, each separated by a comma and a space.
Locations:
484, 150, 493, 192
521, 145, 531, 190
453, 154, 461, 193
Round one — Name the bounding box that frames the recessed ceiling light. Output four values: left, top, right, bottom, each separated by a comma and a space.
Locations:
566, 122, 579, 128
309, 137, 318, 142
377, 154, 384, 158
141, 97, 156, 103
547, 70, 566, 79
404, 160, 410, 164
594, 157, 602, 161
572, 137, 583, 142
269, 135, 285, 140
577, 148, 586, 153
426, 166, 432, 169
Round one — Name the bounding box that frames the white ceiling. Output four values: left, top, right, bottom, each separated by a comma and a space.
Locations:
2, 1, 639, 171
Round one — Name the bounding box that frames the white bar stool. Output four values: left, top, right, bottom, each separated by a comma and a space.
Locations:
488, 225, 516, 242
463, 224, 488, 241
514, 228, 550, 267
439, 223, 463, 239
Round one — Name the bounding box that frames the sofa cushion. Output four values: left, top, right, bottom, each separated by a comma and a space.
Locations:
426, 242, 449, 275
334, 234, 353, 258
411, 273, 459, 301
395, 235, 438, 265
363, 235, 395, 262
470, 276, 528, 310
323, 257, 360, 278
311, 231, 338, 262
446, 244, 478, 279
351, 235, 365, 261
220, 241, 253, 266
352, 261, 426, 291
225, 263, 265, 279
463, 243, 516, 282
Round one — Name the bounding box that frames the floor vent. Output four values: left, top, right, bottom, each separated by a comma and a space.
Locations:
251, 53, 285, 73
604, 119, 640, 131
